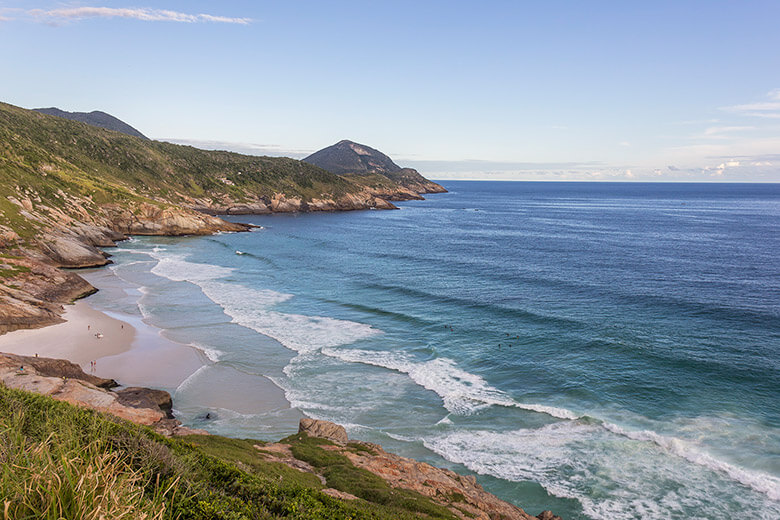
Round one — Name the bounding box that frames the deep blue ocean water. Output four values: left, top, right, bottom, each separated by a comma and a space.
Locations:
89, 182, 780, 519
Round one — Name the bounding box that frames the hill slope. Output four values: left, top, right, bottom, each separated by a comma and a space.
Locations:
0, 377, 557, 520
33, 107, 149, 140
0, 102, 406, 330
304, 140, 447, 195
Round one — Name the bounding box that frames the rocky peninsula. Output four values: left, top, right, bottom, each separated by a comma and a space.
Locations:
0, 101, 444, 331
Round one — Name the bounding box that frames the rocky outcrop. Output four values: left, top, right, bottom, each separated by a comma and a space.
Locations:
341, 442, 545, 520
0, 353, 203, 436
38, 231, 110, 268
1, 352, 117, 388
190, 189, 399, 215
103, 203, 250, 236
299, 418, 348, 443
115, 387, 174, 418
0, 256, 96, 333
261, 419, 561, 520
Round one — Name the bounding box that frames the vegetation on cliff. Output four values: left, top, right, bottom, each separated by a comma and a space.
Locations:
0, 101, 359, 241
0, 101, 440, 330
0, 385, 463, 519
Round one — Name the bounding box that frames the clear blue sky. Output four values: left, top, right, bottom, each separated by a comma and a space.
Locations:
2, 1, 779, 181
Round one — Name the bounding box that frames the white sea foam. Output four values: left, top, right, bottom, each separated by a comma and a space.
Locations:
147, 249, 380, 354
320, 347, 578, 419
318, 346, 780, 507
601, 422, 780, 502
191, 342, 224, 363
423, 422, 780, 520
150, 251, 235, 282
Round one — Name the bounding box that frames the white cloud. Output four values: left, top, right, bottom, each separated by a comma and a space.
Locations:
619, 141, 631, 147
30, 7, 251, 25
703, 126, 754, 137
161, 138, 310, 158
721, 90, 780, 119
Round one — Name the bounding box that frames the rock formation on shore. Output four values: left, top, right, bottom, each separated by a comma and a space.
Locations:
261, 418, 562, 520
0, 352, 204, 436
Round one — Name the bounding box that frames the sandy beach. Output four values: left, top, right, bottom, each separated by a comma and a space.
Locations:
0, 300, 132, 368
0, 260, 295, 431
0, 298, 206, 392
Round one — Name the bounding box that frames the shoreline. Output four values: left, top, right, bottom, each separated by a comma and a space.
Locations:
0, 252, 297, 434
0, 296, 205, 392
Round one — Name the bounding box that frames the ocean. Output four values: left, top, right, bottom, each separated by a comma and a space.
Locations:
85, 181, 780, 519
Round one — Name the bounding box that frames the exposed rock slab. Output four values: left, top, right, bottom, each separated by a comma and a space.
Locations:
299, 417, 348, 444
0, 352, 117, 388
0, 353, 201, 436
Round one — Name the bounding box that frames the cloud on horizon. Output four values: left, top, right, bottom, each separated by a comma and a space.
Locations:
160, 138, 311, 158
721, 89, 780, 119
24, 6, 251, 25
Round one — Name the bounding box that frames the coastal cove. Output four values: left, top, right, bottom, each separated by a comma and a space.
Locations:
7, 181, 775, 519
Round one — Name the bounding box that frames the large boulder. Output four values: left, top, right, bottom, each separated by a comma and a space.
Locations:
38, 232, 110, 268
115, 387, 173, 418
298, 418, 348, 444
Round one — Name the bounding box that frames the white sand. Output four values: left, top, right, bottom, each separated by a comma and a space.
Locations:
0, 300, 132, 367
0, 300, 205, 391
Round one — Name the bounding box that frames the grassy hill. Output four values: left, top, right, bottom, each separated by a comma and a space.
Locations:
303, 140, 446, 195
0, 101, 403, 330
0, 101, 361, 237
0, 384, 460, 520
32, 107, 150, 140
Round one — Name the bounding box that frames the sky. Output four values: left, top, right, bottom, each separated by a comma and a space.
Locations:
1, 1, 779, 181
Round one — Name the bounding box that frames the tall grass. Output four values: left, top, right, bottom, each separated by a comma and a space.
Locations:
0, 405, 175, 520
0, 385, 462, 519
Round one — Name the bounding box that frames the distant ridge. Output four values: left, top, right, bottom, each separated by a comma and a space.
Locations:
32, 107, 148, 140
303, 140, 446, 194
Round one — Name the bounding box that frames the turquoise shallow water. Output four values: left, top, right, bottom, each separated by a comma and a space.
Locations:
88, 182, 780, 519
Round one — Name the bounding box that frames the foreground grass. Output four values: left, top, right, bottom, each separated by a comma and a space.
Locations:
0, 385, 456, 519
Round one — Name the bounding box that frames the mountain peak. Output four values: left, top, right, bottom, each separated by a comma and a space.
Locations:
303, 140, 446, 195
33, 107, 148, 140
303, 140, 401, 175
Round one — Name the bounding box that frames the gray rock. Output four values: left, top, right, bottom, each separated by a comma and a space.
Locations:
299, 418, 348, 444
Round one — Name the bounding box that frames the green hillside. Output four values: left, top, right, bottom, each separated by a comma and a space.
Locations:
0, 384, 458, 520
0, 101, 358, 239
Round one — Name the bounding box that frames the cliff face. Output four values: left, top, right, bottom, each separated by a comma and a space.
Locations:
0, 256, 96, 333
